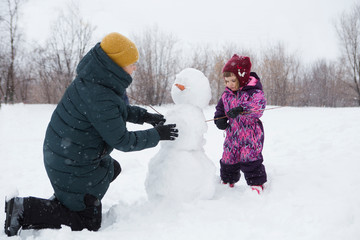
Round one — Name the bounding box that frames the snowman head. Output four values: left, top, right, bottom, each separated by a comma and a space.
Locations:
171, 68, 211, 108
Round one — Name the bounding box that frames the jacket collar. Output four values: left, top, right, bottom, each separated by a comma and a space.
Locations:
76, 43, 133, 96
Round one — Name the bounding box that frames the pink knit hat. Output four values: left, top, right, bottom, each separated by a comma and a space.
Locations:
222, 54, 252, 87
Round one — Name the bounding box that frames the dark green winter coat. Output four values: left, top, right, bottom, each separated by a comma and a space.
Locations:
43, 43, 160, 211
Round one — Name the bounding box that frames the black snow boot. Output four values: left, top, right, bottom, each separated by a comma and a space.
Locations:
4, 197, 24, 236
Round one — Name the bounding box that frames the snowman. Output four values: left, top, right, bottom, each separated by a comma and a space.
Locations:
145, 68, 216, 202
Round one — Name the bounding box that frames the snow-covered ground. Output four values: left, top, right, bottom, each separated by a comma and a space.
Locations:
1, 104, 360, 240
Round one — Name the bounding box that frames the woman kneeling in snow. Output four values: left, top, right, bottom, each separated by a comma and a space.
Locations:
4, 32, 178, 237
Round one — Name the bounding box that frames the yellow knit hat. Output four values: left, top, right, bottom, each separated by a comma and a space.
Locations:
100, 32, 139, 67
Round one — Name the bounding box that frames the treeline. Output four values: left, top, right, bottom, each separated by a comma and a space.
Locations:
1, 0, 360, 107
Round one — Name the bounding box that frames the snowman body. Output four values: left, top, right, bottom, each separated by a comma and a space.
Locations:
145, 68, 216, 202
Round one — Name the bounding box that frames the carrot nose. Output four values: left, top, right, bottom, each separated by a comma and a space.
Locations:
175, 83, 185, 91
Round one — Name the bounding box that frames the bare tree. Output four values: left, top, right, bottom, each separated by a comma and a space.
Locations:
0, 11, 4, 106
335, 3, 360, 106
34, 1, 95, 103
259, 43, 300, 106
187, 44, 214, 77
186, 44, 222, 104
14, 53, 35, 103
187, 43, 255, 104
0, 39, 5, 106
208, 52, 228, 104
0, 0, 25, 104
129, 26, 181, 105
306, 60, 336, 107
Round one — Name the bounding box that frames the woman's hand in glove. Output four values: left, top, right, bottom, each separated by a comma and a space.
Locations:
144, 112, 166, 126
155, 122, 179, 140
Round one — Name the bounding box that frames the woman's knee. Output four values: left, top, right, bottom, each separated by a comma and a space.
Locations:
79, 194, 102, 231
111, 160, 122, 182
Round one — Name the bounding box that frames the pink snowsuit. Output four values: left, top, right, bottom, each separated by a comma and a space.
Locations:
214, 73, 267, 185
222, 76, 265, 164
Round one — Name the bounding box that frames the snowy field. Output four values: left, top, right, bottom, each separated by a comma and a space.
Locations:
1, 104, 360, 240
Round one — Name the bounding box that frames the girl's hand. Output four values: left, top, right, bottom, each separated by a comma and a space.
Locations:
215, 118, 229, 130
226, 106, 244, 118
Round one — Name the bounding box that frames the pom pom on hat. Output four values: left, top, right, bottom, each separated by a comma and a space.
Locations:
222, 54, 252, 87
100, 32, 139, 67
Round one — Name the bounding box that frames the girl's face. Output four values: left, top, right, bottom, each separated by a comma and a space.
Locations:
225, 75, 240, 91
123, 63, 137, 75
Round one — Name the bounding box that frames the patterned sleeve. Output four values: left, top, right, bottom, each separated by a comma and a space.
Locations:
214, 96, 226, 118
242, 90, 266, 119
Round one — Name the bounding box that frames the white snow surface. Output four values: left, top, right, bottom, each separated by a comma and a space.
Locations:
1, 104, 360, 239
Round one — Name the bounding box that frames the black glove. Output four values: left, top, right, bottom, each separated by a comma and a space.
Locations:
143, 112, 166, 126
214, 118, 228, 130
155, 123, 179, 141
226, 106, 244, 119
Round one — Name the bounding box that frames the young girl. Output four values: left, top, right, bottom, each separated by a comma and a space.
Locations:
214, 54, 267, 194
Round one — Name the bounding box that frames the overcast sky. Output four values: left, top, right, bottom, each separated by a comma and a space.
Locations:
20, 0, 357, 63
